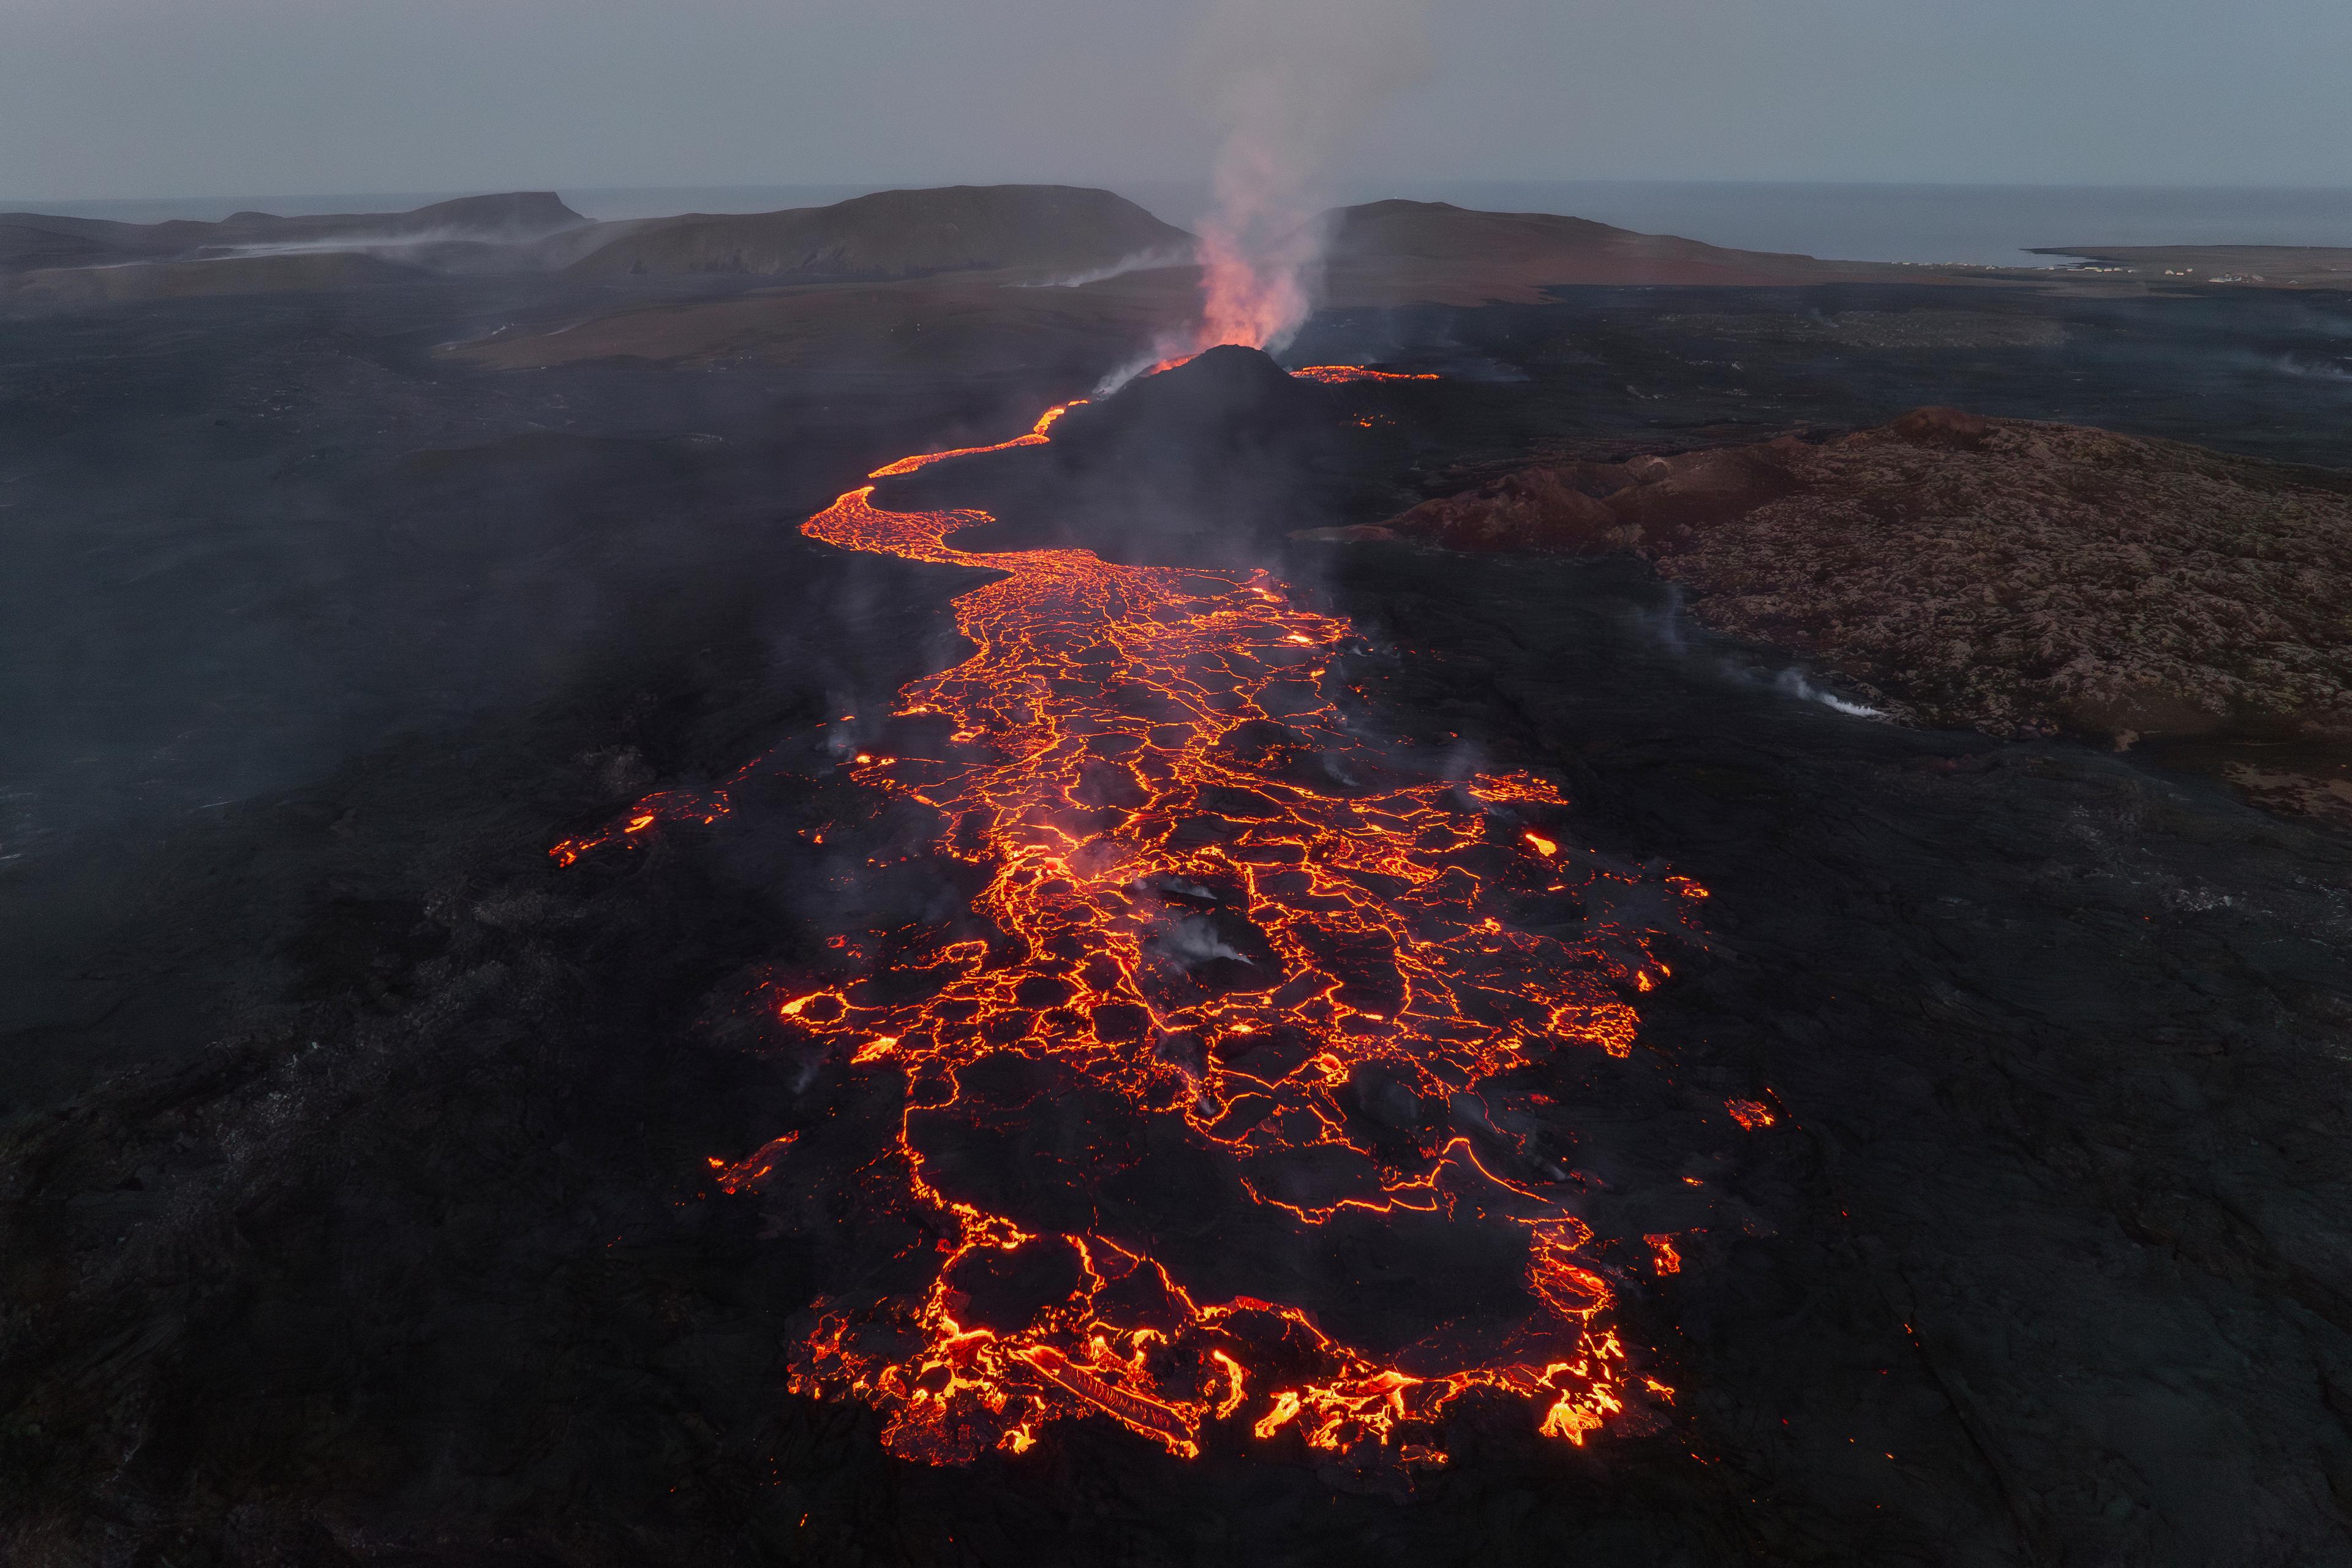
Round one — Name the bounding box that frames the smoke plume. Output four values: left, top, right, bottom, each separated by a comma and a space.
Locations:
1184, 0, 1431, 356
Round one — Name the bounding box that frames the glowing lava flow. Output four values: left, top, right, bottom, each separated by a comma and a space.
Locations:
867, 402, 1084, 478
562, 376, 1730, 1471
1287, 366, 1442, 385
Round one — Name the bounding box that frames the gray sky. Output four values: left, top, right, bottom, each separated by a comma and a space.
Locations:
6, 0, 2350, 203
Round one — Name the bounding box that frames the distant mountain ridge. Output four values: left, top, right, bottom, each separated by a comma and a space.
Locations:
564, 185, 1193, 282
18, 184, 2318, 327
0, 192, 589, 276
0, 186, 1197, 311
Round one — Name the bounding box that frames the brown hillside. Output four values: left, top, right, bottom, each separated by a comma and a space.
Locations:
1324, 410, 2352, 778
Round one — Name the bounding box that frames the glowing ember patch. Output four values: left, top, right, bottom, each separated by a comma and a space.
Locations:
710, 1133, 799, 1195
1539, 1395, 1604, 1444
544, 771, 774, 865
853, 1036, 900, 1063
1468, 772, 1569, 808
1646, 1234, 1684, 1274
1727, 1098, 1776, 1130
1252, 1390, 1304, 1440
1287, 365, 1443, 385
1208, 1351, 1248, 1420
1524, 831, 1559, 857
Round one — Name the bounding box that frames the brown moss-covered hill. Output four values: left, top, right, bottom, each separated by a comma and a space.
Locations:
1317, 409, 2352, 763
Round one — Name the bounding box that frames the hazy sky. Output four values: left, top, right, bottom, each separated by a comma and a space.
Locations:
6, 0, 2350, 202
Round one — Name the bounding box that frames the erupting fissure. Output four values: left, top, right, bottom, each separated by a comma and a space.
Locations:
556, 367, 1735, 1471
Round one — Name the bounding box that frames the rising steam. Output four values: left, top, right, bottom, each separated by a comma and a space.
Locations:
1102, 0, 1428, 391
1190, 0, 1429, 352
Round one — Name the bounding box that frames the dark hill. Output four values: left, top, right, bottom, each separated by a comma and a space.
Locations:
367, 192, 586, 238
0, 216, 131, 272
1319, 198, 1895, 304
191, 192, 586, 243
0, 194, 588, 281
1055, 345, 1323, 454
1329, 199, 1632, 262
566, 184, 1191, 281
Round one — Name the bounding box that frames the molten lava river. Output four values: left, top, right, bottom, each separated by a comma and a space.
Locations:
555, 372, 1752, 1474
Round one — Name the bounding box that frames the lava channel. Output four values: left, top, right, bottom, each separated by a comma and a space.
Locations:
560, 370, 1743, 1471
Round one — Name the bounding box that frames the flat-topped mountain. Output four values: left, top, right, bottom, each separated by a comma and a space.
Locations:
565, 184, 1192, 281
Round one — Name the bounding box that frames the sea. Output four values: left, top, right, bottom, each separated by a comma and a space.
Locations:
17, 181, 2352, 270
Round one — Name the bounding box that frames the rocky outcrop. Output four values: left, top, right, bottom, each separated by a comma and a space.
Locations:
1321, 412, 2352, 755
1311, 439, 1803, 557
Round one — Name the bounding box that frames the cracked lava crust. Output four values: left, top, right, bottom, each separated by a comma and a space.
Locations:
551, 374, 1758, 1473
